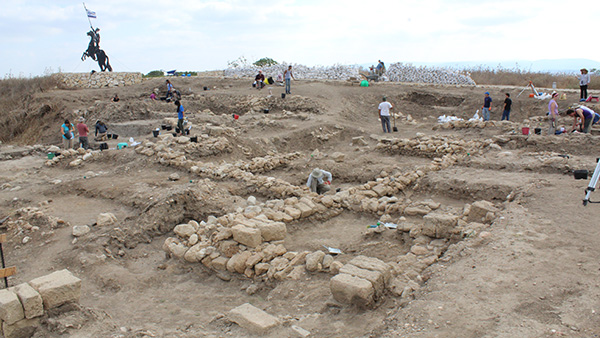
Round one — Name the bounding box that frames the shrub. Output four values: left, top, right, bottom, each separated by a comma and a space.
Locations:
144, 70, 164, 78
253, 58, 278, 67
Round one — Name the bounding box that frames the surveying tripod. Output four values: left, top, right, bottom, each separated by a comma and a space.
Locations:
583, 158, 600, 206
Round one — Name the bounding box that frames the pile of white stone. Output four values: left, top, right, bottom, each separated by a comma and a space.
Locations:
384, 63, 476, 85
0, 269, 81, 338
45, 146, 102, 167
376, 132, 498, 157
224, 64, 361, 81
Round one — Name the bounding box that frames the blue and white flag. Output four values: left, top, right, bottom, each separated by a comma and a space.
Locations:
86, 9, 96, 18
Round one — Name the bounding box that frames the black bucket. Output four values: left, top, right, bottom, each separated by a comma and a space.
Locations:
281, 93, 286, 99
574, 170, 589, 180
203, 86, 208, 91
112, 134, 119, 140
107, 133, 112, 139
152, 130, 159, 137
165, 126, 172, 131
190, 136, 198, 143
175, 127, 181, 134
172, 133, 177, 137
263, 109, 269, 114
534, 128, 541, 135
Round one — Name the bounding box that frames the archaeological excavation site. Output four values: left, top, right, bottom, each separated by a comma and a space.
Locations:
0, 66, 599, 337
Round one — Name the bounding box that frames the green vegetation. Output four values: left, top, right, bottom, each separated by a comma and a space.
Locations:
144, 70, 164, 78
253, 58, 278, 67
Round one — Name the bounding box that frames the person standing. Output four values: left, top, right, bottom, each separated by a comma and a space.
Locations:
76, 117, 90, 149
501, 93, 512, 121
306, 168, 332, 195
578, 68, 591, 101
61, 119, 75, 150
95, 120, 108, 141
548, 92, 560, 135
378, 96, 393, 133
166, 79, 174, 101
284, 65, 295, 94
376, 60, 385, 76
175, 100, 185, 136
482, 92, 492, 121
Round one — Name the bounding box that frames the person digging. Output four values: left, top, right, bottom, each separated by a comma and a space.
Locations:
306, 168, 332, 195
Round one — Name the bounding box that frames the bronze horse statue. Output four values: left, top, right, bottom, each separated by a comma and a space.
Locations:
81, 29, 112, 72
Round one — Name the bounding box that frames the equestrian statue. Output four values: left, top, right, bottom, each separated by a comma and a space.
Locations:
81, 27, 112, 72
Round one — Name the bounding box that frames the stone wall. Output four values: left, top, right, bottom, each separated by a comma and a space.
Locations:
54, 72, 143, 89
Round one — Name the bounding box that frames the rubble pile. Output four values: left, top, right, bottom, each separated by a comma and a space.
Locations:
224, 64, 361, 81
385, 63, 476, 85
44, 146, 101, 167
375, 132, 497, 158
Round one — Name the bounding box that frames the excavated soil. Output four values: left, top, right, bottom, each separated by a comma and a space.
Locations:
1, 76, 600, 337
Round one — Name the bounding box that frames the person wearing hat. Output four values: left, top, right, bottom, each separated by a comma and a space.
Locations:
578, 68, 591, 101
306, 168, 333, 195
76, 117, 90, 149
482, 92, 492, 121
378, 96, 394, 133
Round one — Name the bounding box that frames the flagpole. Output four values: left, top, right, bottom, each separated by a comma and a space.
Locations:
83, 2, 94, 30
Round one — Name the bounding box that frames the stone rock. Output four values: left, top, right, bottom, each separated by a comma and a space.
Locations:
244, 206, 262, 218
29, 269, 81, 310
404, 206, 431, 216
212, 256, 229, 271
262, 244, 287, 261
330, 261, 344, 274
173, 223, 196, 238
2, 317, 39, 338
284, 206, 302, 220
255, 263, 270, 275
188, 234, 199, 245
347, 256, 392, 284
305, 251, 326, 272
96, 213, 117, 227
72, 225, 90, 237
218, 240, 240, 258
422, 212, 460, 238
330, 273, 375, 307
339, 264, 385, 295
257, 222, 287, 242
410, 245, 429, 256
331, 152, 345, 162
228, 303, 280, 334
352, 136, 369, 146
168, 173, 180, 181
295, 203, 314, 218
322, 255, 334, 269
232, 225, 262, 248
183, 243, 209, 263
291, 325, 311, 338
0, 290, 24, 325
9, 284, 43, 319
227, 251, 253, 274
163, 238, 187, 258
247, 196, 257, 205
468, 200, 499, 223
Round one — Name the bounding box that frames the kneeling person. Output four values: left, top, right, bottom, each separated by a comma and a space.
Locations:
306, 168, 332, 195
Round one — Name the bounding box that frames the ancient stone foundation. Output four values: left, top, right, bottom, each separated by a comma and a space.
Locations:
54, 72, 142, 89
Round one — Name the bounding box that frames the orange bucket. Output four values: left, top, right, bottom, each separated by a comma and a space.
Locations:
522, 127, 530, 135
529, 93, 535, 98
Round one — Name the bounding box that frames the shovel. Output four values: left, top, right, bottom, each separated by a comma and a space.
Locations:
392, 110, 398, 132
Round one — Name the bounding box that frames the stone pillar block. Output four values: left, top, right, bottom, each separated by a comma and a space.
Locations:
29, 269, 81, 310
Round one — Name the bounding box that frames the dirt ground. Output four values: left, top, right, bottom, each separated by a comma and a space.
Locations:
1, 75, 600, 337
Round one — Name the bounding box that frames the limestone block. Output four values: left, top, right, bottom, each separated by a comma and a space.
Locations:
163, 238, 187, 258
371, 184, 389, 197
262, 244, 287, 261
2, 317, 39, 338
217, 240, 240, 258
330, 273, 375, 307
96, 213, 117, 227
246, 253, 264, 268
10, 283, 43, 319
348, 256, 393, 284
232, 225, 262, 248
284, 206, 302, 220
212, 256, 229, 271
228, 303, 280, 334
0, 290, 24, 325
422, 212, 460, 238
257, 222, 287, 242
404, 206, 431, 216
183, 243, 209, 263
72, 225, 90, 237
305, 251, 326, 272
173, 223, 196, 238
29, 269, 81, 310
255, 263, 270, 275
227, 251, 253, 274
339, 264, 385, 295
468, 200, 499, 223
295, 203, 314, 218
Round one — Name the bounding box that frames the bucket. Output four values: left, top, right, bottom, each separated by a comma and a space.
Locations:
190, 136, 198, 143
529, 93, 535, 98
47, 152, 55, 160
534, 128, 541, 135
573, 169, 589, 180
152, 130, 159, 137
522, 127, 530, 135
203, 86, 208, 91
117, 142, 128, 150
112, 134, 119, 140
281, 93, 286, 99
263, 109, 269, 114
232, 114, 239, 120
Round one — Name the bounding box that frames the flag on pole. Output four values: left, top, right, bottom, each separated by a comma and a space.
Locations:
86, 9, 96, 18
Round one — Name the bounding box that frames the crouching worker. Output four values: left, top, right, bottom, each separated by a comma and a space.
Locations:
306, 168, 332, 195
566, 106, 596, 133
95, 120, 108, 141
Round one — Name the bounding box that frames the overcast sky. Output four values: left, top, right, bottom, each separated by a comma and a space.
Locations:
1, 0, 598, 77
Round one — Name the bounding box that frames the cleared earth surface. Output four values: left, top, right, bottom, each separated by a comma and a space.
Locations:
1, 75, 600, 337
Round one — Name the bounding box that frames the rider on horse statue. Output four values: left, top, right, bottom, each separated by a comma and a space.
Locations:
82, 26, 112, 71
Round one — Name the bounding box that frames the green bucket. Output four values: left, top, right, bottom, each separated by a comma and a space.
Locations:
360, 80, 369, 87
47, 153, 55, 160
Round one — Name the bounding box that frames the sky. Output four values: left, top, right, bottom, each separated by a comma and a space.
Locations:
1, 0, 599, 77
